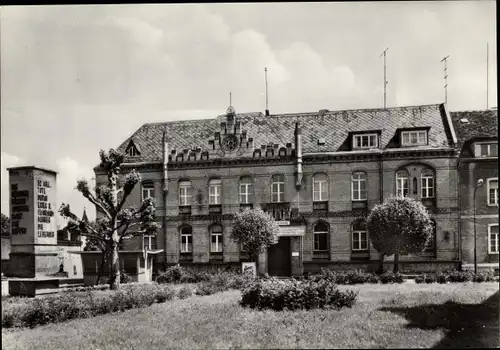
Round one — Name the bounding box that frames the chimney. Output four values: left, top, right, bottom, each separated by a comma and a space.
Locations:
265, 109, 270, 116
294, 121, 303, 189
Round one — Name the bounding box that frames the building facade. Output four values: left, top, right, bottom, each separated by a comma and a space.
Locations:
95, 103, 461, 277
451, 110, 498, 273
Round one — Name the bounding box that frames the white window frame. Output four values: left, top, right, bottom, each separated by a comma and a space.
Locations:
352, 133, 378, 149
421, 171, 435, 199
352, 229, 368, 251
476, 142, 498, 158
313, 174, 328, 202
209, 179, 222, 205
127, 146, 139, 156
143, 235, 155, 250
487, 178, 498, 206
351, 172, 367, 201
239, 178, 253, 204
179, 181, 192, 206
396, 171, 409, 197
180, 227, 192, 253
401, 130, 427, 146
210, 226, 223, 253
313, 224, 329, 252
271, 175, 285, 203
488, 223, 499, 254
141, 183, 154, 202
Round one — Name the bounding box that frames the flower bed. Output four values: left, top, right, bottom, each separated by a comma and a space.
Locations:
2, 283, 176, 329
240, 277, 358, 311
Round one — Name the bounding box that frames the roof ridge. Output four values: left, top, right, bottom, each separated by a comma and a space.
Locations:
271, 103, 442, 117
142, 112, 265, 126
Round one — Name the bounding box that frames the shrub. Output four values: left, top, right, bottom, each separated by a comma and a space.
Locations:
178, 286, 193, 299
473, 273, 487, 283
309, 269, 379, 285
415, 275, 425, 284
155, 285, 176, 303
436, 273, 448, 284
379, 272, 404, 284
240, 278, 358, 311
424, 274, 437, 284
120, 272, 131, 284
156, 265, 184, 284
447, 271, 473, 283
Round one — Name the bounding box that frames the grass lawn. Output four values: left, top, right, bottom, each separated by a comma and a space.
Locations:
2, 282, 498, 349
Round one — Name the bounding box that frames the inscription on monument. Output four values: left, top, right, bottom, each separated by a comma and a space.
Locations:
10, 184, 29, 235
36, 179, 54, 238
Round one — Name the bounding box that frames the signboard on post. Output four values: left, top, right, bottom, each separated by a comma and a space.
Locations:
278, 225, 306, 237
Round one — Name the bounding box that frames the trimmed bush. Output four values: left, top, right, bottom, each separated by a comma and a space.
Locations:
415, 275, 425, 284
424, 274, 437, 284
155, 285, 176, 303
436, 273, 447, 284
156, 265, 185, 284
447, 271, 473, 283
240, 277, 358, 311
309, 269, 380, 285
379, 272, 404, 284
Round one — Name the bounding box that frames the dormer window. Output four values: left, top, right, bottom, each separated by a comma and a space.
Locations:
353, 134, 378, 149
401, 130, 428, 146
125, 141, 140, 157
476, 142, 498, 157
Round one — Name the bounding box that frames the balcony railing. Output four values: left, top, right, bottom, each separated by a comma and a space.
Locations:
262, 203, 301, 223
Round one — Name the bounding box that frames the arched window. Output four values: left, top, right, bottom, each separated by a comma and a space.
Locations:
352, 221, 368, 251
210, 225, 223, 253
208, 179, 222, 205
180, 226, 192, 253
239, 176, 253, 204
313, 173, 328, 202
351, 172, 367, 201
179, 181, 192, 206
396, 170, 409, 197
271, 174, 285, 203
421, 169, 434, 198
313, 222, 329, 251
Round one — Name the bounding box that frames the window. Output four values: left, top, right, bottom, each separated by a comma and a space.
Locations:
209, 179, 222, 205
351, 172, 367, 201
271, 174, 285, 203
487, 178, 498, 206
279, 148, 287, 157
313, 173, 328, 202
489, 224, 499, 254
396, 170, 409, 197
401, 130, 427, 146
352, 221, 368, 251
143, 235, 156, 250
210, 225, 223, 253
126, 144, 139, 156
239, 177, 253, 204
478, 143, 498, 157
313, 222, 329, 251
421, 170, 434, 198
353, 134, 378, 149
179, 181, 192, 206
142, 183, 154, 202
180, 226, 192, 253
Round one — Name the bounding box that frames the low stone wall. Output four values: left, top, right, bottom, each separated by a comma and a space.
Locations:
9, 279, 60, 297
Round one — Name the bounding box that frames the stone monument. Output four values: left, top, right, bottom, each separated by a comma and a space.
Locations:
8, 166, 59, 277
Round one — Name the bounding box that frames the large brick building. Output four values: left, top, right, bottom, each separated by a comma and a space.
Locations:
451, 110, 498, 272
94, 103, 461, 277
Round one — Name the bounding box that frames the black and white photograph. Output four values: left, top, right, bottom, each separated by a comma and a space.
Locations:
1, 1, 498, 349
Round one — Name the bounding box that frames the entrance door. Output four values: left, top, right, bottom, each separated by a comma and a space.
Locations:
267, 237, 291, 277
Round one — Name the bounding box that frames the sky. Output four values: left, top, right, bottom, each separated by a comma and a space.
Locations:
1, 2, 497, 224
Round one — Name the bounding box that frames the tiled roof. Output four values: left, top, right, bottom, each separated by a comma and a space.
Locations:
450, 110, 498, 152
115, 103, 455, 164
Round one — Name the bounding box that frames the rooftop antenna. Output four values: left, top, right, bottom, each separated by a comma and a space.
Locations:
487, 42, 489, 109
441, 55, 450, 104
229, 92, 232, 106
265, 67, 270, 116
380, 47, 389, 109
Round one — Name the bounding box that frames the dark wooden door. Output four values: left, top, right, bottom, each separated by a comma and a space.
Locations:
267, 237, 291, 277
